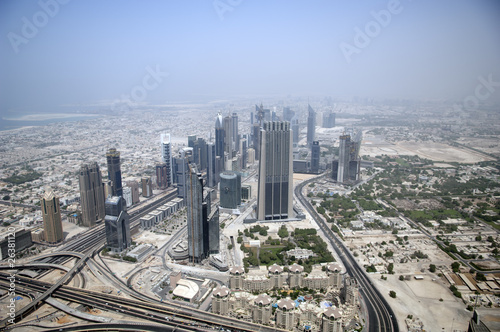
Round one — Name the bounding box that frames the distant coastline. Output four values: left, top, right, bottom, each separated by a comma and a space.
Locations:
0, 113, 101, 132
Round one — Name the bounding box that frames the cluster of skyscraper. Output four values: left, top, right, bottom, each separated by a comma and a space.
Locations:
76, 148, 131, 252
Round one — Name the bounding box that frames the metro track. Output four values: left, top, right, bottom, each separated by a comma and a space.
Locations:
0, 274, 281, 332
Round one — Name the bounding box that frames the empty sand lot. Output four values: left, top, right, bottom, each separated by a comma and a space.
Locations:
361, 140, 494, 163
371, 274, 471, 331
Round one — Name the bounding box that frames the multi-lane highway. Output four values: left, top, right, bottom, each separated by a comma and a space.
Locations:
0, 273, 283, 332
294, 175, 399, 332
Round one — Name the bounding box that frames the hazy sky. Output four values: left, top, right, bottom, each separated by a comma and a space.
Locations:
1, 0, 500, 116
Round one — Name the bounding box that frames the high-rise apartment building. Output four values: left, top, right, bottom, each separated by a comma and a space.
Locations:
283, 107, 295, 122
332, 132, 361, 184
223, 115, 233, 159
41, 190, 63, 243
104, 196, 131, 252
206, 143, 217, 187
252, 123, 261, 161
187, 164, 219, 263
322, 111, 336, 128
79, 162, 105, 227
232, 112, 239, 153
307, 104, 316, 147
173, 147, 193, 199
215, 112, 225, 159
155, 163, 168, 189
106, 148, 123, 197
310, 141, 320, 173
141, 176, 152, 197
257, 121, 294, 221
292, 118, 300, 146
219, 171, 241, 209
160, 133, 173, 187
187, 164, 205, 263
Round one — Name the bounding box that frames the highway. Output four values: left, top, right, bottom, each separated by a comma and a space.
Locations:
0, 274, 283, 332
294, 174, 398, 332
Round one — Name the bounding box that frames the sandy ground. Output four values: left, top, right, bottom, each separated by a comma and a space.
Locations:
361, 139, 494, 162
370, 274, 471, 331
61, 221, 86, 241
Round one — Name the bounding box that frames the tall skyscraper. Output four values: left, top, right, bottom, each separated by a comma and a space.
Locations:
215, 112, 225, 159
79, 162, 105, 227
126, 180, 140, 204
104, 196, 131, 252
41, 190, 63, 243
232, 112, 239, 153
310, 141, 320, 173
283, 107, 295, 122
186, 164, 208, 263
223, 115, 233, 159
207, 143, 217, 187
141, 177, 152, 197
240, 138, 247, 169
291, 118, 300, 146
106, 148, 123, 197
252, 123, 261, 161
257, 121, 294, 221
155, 163, 168, 189
307, 104, 316, 147
332, 132, 362, 184
160, 133, 173, 187
173, 147, 193, 199
323, 111, 336, 128
220, 171, 241, 209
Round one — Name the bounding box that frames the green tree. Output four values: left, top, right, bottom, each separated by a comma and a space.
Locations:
278, 225, 289, 238
429, 264, 436, 273
389, 290, 396, 298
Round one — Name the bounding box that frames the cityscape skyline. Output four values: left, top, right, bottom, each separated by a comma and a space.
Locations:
1, 1, 500, 119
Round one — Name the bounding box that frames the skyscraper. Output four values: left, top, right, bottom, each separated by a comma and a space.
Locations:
323, 111, 336, 128
173, 147, 193, 199
223, 115, 233, 159
232, 112, 239, 153
186, 164, 207, 263
332, 133, 361, 184
252, 123, 261, 161
219, 171, 241, 209
160, 133, 173, 187
141, 176, 152, 197
106, 148, 123, 197
291, 118, 300, 146
79, 162, 105, 227
104, 196, 131, 252
41, 190, 63, 243
155, 163, 168, 189
283, 107, 295, 122
257, 121, 294, 221
215, 112, 225, 159
310, 141, 320, 173
207, 143, 217, 188
307, 104, 316, 147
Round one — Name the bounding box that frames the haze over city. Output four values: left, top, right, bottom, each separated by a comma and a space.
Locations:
1, 0, 500, 117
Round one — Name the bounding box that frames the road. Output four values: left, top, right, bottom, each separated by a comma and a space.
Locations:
0, 273, 284, 332
295, 174, 398, 332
